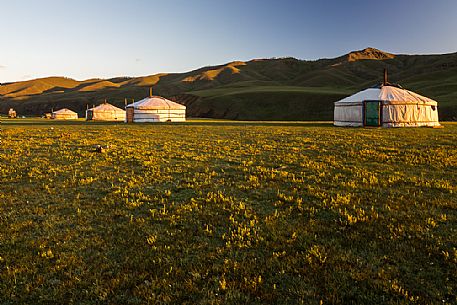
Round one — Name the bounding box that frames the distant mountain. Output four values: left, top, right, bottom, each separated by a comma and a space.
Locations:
347, 47, 395, 62
1, 47, 456, 120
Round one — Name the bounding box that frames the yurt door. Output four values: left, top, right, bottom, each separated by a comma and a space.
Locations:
364, 101, 381, 127
126, 108, 134, 123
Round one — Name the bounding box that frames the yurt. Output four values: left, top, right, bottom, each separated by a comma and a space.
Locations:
8, 108, 17, 118
86, 102, 126, 121
51, 108, 78, 120
125, 95, 186, 123
334, 71, 440, 128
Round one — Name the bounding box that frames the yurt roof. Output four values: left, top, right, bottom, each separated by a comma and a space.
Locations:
53, 108, 77, 114
89, 103, 125, 112
335, 85, 437, 105
126, 96, 186, 110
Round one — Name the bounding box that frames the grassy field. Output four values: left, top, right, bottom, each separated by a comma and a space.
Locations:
0, 119, 456, 304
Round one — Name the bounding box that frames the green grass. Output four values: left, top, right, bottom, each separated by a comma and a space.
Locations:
0, 120, 456, 304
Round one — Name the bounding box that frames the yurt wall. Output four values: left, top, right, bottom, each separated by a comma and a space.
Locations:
51, 109, 78, 120
125, 96, 186, 123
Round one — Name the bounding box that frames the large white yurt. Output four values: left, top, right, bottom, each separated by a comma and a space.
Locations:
334, 72, 440, 127
86, 102, 126, 121
125, 96, 186, 123
51, 108, 79, 120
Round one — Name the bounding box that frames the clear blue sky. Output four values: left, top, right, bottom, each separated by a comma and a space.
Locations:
0, 0, 456, 82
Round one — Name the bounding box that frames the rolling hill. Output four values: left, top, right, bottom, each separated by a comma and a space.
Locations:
1, 47, 456, 120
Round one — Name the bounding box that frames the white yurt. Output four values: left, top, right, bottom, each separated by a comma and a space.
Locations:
334, 72, 440, 127
125, 95, 186, 123
51, 108, 79, 120
86, 102, 126, 121
8, 108, 17, 118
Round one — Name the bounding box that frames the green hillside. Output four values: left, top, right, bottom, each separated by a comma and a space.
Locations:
1, 48, 456, 120
186, 85, 352, 120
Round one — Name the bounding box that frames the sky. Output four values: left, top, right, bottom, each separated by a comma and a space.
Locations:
0, 0, 456, 82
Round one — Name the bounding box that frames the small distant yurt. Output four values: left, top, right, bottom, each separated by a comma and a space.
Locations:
51, 108, 78, 120
8, 108, 17, 118
86, 102, 126, 121
334, 70, 440, 128
125, 94, 186, 123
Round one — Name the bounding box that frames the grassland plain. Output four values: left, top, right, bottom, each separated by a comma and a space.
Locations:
0, 119, 456, 304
